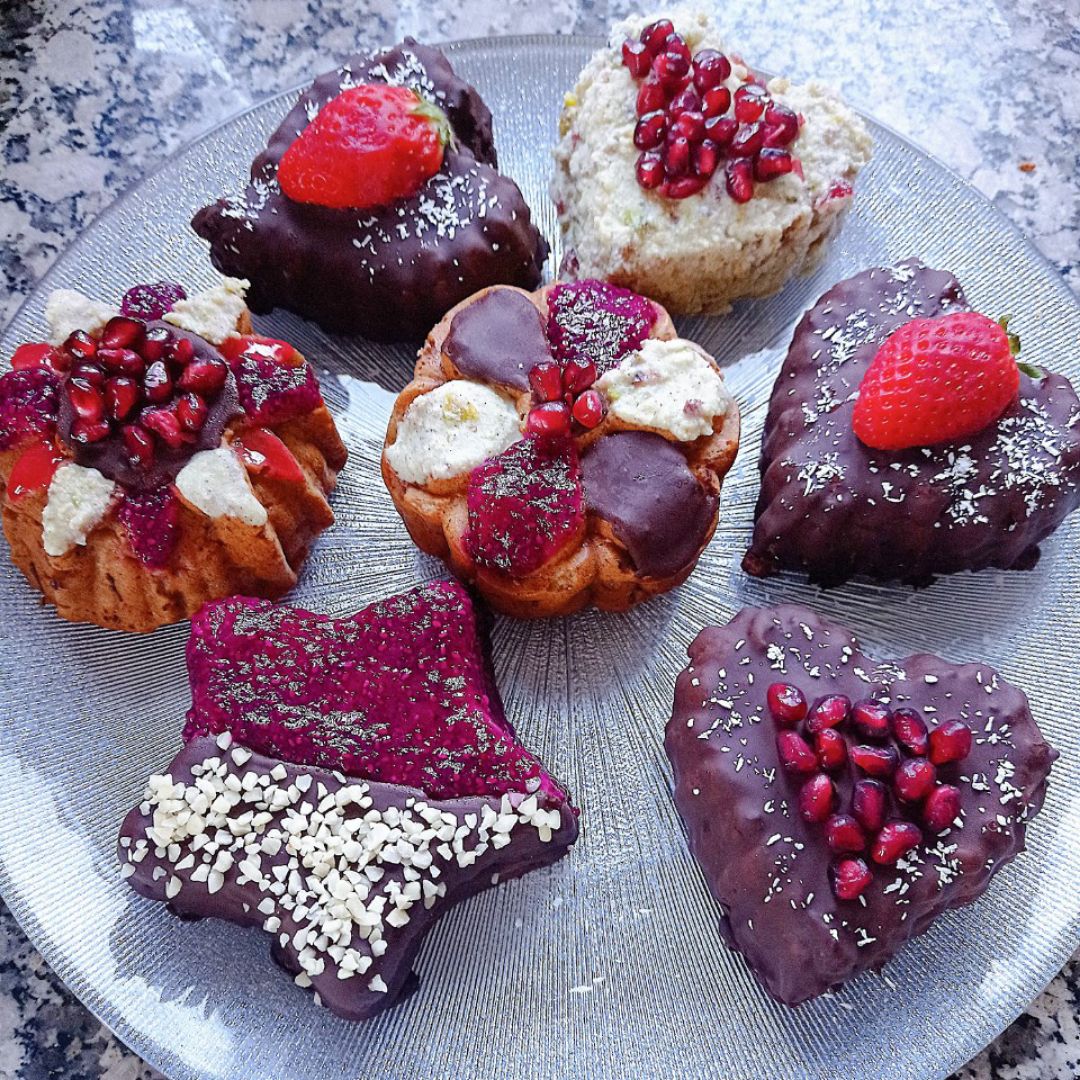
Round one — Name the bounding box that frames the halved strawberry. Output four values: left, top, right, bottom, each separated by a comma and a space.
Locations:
218, 335, 302, 367
7, 441, 63, 500
277, 84, 451, 210
853, 311, 1027, 451
234, 428, 305, 483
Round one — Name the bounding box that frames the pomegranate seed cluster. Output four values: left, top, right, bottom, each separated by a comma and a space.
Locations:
620, 19, 801, 201
767, 683, 973, 902
526, 358, 605, 439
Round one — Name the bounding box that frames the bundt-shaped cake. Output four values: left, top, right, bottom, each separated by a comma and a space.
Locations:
0, 278, 347, 632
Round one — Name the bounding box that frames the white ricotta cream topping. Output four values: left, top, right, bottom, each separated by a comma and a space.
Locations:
41, 464, 116, 557
44, 290, 119, 346
175, 447, 268, 526
597, 338, 731, 441
164, 277, 250, 344
385, 381, 521, 485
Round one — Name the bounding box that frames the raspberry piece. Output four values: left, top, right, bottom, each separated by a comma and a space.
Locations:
0, 369, 59, 450
117, 485, 179, 569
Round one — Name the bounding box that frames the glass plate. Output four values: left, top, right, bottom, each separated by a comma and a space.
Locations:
0, 35, 1077, 1080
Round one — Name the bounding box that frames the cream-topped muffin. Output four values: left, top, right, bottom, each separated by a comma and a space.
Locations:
552, 9, 872, 313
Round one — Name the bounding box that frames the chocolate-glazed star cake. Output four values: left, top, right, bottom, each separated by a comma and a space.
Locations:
743, 260, 1080, 585
119, 581, 578, 1019
665, 603, 1057, 1005
192, 39, 548, 341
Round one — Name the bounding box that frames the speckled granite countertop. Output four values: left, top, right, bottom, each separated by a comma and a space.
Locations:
1, 0, 1078, 1077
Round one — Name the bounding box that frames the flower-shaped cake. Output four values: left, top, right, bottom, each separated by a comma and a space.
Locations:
382, 278, 740, 617
0, 279, 347, 632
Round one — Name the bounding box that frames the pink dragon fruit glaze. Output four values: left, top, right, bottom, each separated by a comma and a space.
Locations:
120, 281, 187, 321
117, 486, 179, 569
464, 436, 583, 578
232, 353, 323, 424
0, 369, 59, 451
546, 279, 658, 375
183, 580, 572, 807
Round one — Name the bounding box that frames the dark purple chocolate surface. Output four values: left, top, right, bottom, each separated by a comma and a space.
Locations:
119, 736, 577, 1021
743, 261, 1080, 584
192, 40, 548, 341
581, 430, 717, 578
445, 288, 553, 391
666, 603, 1057, 1006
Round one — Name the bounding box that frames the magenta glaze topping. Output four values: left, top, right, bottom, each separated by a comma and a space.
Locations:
182, 581, 572, 806
0, 369, 59, 451
547, 279, 658, 375
117, 485, 179, 569
120, 281, 187, 321
233, 353, 322, 424
465, 436, 583, 577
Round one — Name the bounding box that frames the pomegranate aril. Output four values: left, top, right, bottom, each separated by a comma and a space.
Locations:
826, 814, 867, 854
776, 730, 817, 774
98, 347, 145, 376
766, 682, 807, 726
571, 389, 605, 429
704, 115, 738, 145
729, 121, 765, 157
105, 377, 140, 421
563, 357, 598, 394
928, 720, 973, 765
526, 402, 571, 440
852, 779, 887, 833
894, 757, 937, 802
702, 85, 731, 118
733, 83, 768, 122
923, 784, 962, 833
674, 110, 705, 143
529, 362, 564, 403
815, 727, 848, 771
178, 357, 228, 394
763, 102, 800, 146
143, 360, 173, 403
692, 139, 720, 178
70, 418, 110, 444
634, 110, 668, 150
806, 693, 850, 733
636, 77, 667, 117
71, 363, 106, 387
167, 336, 196, 367
63, 330, 97, 361
636, 152, 665, 189
660, 175, 708, 199
177, 391, 208, 432
851, 743, 898, 778
662, 33, 691, 64
798, 773, 835, 823
871, 821, 922, 865
622, 39, 652, 78
827, 179, 853, 199
725, 157, 754, 202
100, 316, 146, 351
663, 134, 691, 177
891, 708, 929, 756
653, 50, 691, 89
141, 326, 172, 364
754, 148, 794, 181
141, 406, 186, 449
851, 699, 890, 740
831, 857, 872, 901
639, 18, 674, 57
667, 87, 700, 115
122, 423, 154, 468
692, 49, 732, 92
67, 377, 105, 422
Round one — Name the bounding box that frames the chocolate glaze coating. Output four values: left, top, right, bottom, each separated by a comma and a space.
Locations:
582, 431, 717, 578
119, 737, 578, 1021
192, 40, 548, 341
444, 288, 553, 391
57, 322, 240, 490
666, 603, 1057, 1005
743, 261, 1080, 585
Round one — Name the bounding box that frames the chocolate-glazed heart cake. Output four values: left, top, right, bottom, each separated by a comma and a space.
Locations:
119, 581, 578, 1020
665, 603, 1057, 1005
743, 260, 1080, 585
192, 40, 548, 341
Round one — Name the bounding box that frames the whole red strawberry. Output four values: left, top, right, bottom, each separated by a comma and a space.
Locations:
278, 84, 450, 210
853, 311, 1022, 451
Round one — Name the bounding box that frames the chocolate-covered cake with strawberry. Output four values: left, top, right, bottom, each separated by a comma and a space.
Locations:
381, 279, 740, 617
119, 581, 578, 1020
744, 260, 1080, 584
0, 278, 346, 631
666, 603, 1057, 1005
193, 40, 548, 341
